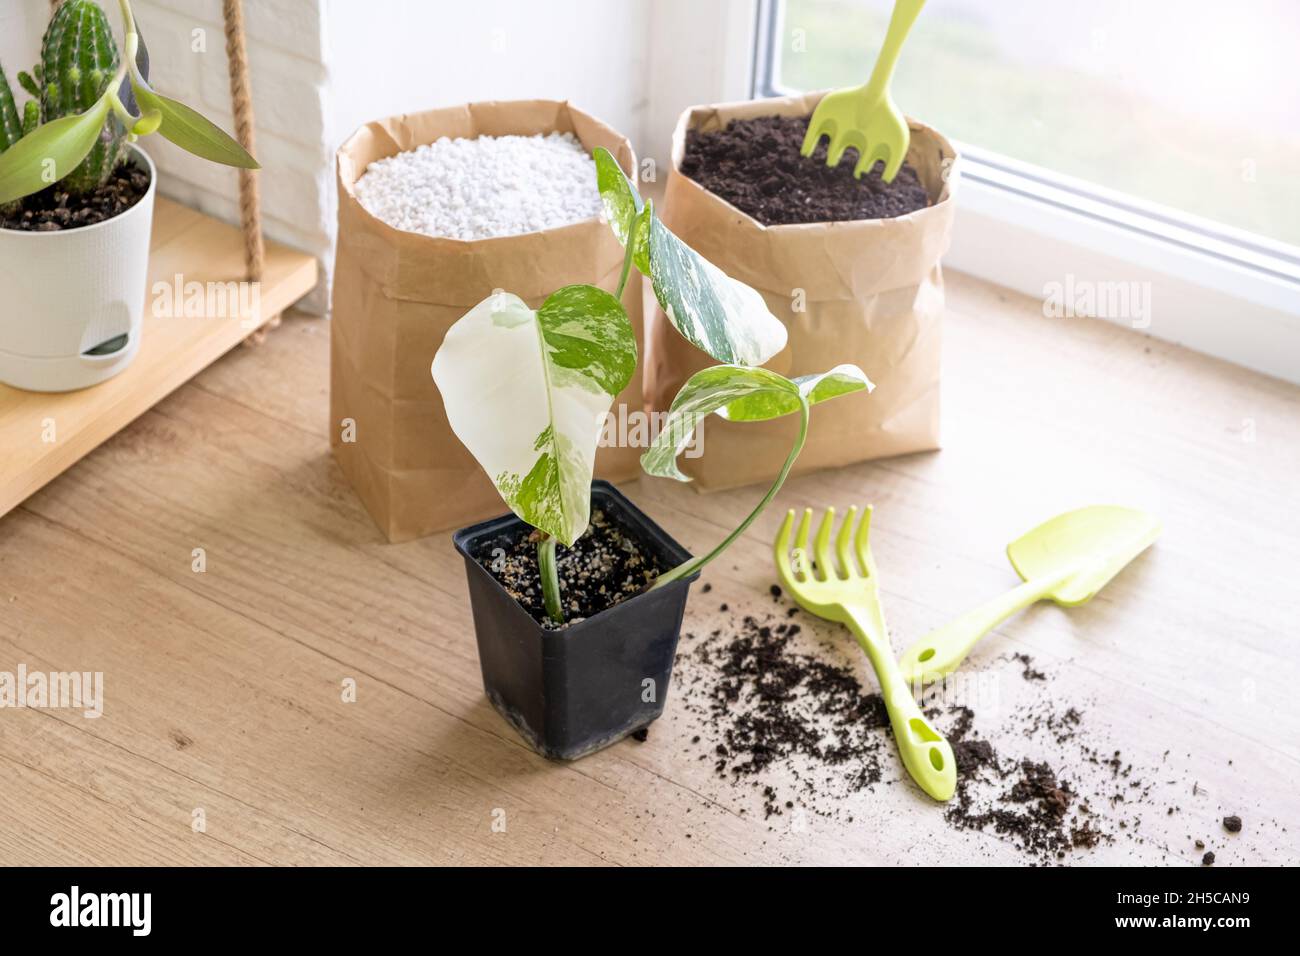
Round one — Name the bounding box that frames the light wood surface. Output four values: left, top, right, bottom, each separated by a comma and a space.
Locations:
1, 270, 1296, 866
0, 198, 318, 520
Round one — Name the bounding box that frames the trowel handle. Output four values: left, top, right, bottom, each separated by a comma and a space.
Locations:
864, 0, 926, 100
898, 575, 1061, 685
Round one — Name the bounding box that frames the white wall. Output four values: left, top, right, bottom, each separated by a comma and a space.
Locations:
0, 3, 47, 82
322, 0, 652, 157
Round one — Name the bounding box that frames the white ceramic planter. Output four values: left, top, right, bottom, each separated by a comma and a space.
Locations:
0, 145, 156, 392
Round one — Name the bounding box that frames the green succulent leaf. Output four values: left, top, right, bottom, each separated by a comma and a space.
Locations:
131, 108, 162, 137
0, 64, 22, 151
641, 364, 872, 481
592, 146, 786, 367
16, 70, 41, 100
131, 78, 258, 169
0, 95, 110, 204
431, 285, 637, 547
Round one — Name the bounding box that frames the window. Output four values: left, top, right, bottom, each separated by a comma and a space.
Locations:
759, 0, 1300, 248
751, 0, 1300, 384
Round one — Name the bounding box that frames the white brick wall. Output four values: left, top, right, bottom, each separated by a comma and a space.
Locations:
132, 0, 333, 311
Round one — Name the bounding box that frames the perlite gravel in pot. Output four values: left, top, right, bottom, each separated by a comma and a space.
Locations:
353, 131, 602, 241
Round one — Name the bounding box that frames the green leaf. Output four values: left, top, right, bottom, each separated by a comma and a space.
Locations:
594, 146, 641, 241
432, 285, 637, 546
594, 146, 650, 275
0, 96, 110, 203
593, 145, 785, 367
131, 108, 161, 137
722, 364, 874, 421
641, 364, 872, 481
647, 217, 787, 366
131, 78, 258, 169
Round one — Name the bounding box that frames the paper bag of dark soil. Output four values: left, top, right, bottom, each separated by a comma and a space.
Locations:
648, 92, 957, 491
331, 100, 644, 542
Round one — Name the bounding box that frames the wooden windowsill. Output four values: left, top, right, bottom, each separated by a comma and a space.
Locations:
0, 269, 1295, 865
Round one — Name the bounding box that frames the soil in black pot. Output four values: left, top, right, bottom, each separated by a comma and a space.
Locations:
680, 114, 931, 226
0, 163, 150, 232
475, 508, 666, 629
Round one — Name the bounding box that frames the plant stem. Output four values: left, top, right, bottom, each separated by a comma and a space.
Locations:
614, 221, 636, 300
537, 534, 564, 625
117, 0, 137, 39
651, 397, 810, 589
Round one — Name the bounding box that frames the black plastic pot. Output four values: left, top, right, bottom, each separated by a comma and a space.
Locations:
453, 481, 697, 760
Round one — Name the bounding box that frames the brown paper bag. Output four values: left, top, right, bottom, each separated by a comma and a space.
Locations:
331, 100, 644, 542
647, 93, 958, 491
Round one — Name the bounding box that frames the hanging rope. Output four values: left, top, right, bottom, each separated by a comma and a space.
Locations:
46, 0, 272, 338
220, 0, 276, 343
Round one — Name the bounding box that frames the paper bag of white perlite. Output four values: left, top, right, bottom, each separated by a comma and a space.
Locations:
331, 100, 644, 542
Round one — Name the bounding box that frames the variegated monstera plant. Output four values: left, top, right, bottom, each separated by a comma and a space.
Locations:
433, 148, 872, 624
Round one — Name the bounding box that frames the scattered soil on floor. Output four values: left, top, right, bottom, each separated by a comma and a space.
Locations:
1223, 815, 1242, 833
673, 595, 1217, 864
683, 613, 889, 819
475, 508, 664, 629
679, 114, 930, 226
0, 163, 150, 232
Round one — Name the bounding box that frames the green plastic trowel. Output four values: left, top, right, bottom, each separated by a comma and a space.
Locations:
898, 506, 1161, 685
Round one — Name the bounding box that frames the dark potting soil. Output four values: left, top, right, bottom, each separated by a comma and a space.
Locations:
672, 596, 1266, 864
679, 114, 931, 226
475, 508, 665, 629
0, 163, 150, 232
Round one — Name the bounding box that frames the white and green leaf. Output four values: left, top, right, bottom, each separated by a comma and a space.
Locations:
0, 96, 111, 204
593, 147, 786, 367
641, 364, 872, 481
431, 285, 636, 546
721, 364, 874, 422
130, 75, 258, 169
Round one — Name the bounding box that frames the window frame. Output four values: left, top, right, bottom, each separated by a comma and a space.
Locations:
749, 0, 1300, 384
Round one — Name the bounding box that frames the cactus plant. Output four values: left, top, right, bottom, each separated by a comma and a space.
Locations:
0, 0, 257, 210
0, 65, 22, 153
14, 0, 127, 194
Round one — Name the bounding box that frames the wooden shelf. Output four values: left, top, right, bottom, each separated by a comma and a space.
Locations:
0, 197, 317, 518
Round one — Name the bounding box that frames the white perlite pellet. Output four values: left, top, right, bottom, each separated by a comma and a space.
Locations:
354, 131, 603, 241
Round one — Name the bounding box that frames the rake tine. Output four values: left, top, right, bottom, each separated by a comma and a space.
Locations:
880, 145, 905, 184
814, 507, 836, 581
836, 505, 857, 578
853, 142, 889, 179
825, 133, 850, 170
855, 504, 876, 578
774, 509, 795, 585
800, 118, 830, 158
793, 507, 813, 580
